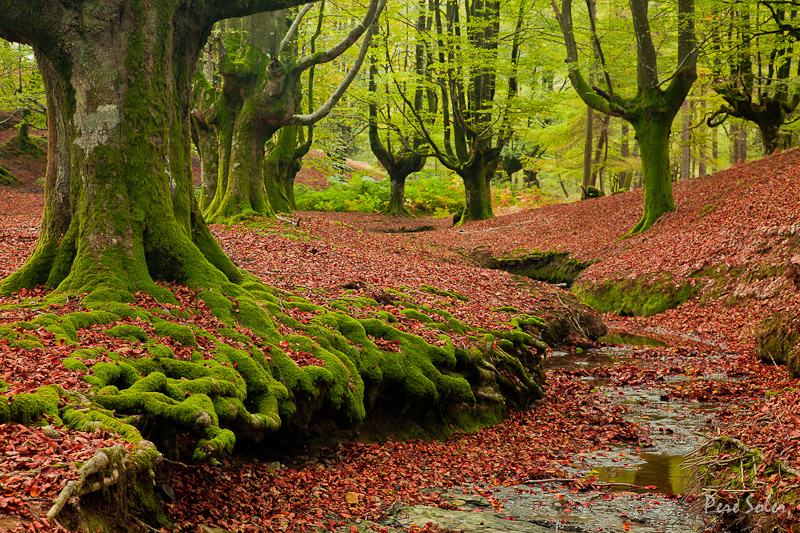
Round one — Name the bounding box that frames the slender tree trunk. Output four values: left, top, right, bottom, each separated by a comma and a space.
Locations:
583, 106, 594, 189
680, 101, 692, 180
711, 125, 718, 172
619, 122, 631, 191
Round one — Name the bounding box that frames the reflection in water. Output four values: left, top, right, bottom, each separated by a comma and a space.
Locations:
596, 452, 688, 495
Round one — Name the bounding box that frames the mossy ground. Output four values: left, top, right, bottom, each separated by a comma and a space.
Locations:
0, 258, 603, 528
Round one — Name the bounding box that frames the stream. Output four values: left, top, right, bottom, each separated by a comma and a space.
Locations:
375, 330, 730, 533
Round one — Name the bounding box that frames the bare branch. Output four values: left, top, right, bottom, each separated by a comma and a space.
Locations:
288, 0, 387, 126
296, 0, 384, 72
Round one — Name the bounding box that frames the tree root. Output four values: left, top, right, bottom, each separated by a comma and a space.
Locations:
47, 441, 160, 522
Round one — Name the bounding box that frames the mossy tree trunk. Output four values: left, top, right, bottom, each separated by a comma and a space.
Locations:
0, 0, 308, 299
629, 100, 677, 234
706, 3, 800, 156
0, 0, 551, 473
202, 13, 298, 222
265, 124, 311, 212
458, 142, 499, 221
197, 1, 384, 222
553, 0, 698, 235
368, 59, 426, 217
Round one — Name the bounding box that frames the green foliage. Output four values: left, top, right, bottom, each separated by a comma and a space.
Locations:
0, 42, 45, 128
296, 170, 465, 216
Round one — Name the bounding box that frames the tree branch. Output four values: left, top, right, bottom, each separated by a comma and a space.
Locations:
288, 0, 387, 126
277, 4, 314, 57
295, 0, 383, 73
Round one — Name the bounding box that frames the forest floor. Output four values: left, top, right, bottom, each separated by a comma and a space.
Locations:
1, 132, 799, 532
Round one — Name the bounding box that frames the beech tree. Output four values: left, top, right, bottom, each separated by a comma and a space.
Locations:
0, 0, 322, 298
706, 1, 800, 155
398, 0, 525, 224
0, 1, 551, 473
553, 0, 698, 234
366, 3, 432, 217
193, 0, 384, 222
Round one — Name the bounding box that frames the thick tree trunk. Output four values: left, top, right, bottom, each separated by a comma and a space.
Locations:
264, 125, 300, 213
457, 149, 496, 224
758, 122, 783, 154
384, 175, 409, 216
2, 7, 243, 299
630, 111, 676, 235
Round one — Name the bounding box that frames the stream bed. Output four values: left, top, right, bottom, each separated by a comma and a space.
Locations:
372, 330, 732, 532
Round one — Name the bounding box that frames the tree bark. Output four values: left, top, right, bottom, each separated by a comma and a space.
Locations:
583, 106, 594, 189
680, 101, 692, 180
630, 108, 676, 234
0, 0, 307, 299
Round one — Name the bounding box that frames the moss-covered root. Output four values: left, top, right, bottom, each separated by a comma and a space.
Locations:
0, 164, 21, 186
48, 441, 164, 529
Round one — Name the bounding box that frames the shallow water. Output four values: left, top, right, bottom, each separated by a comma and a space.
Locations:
382, 330, 728, 532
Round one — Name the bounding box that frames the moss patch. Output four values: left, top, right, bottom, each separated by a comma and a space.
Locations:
477, 249, 593, 287
574, 275, 698, 317
755, 313, 800, 376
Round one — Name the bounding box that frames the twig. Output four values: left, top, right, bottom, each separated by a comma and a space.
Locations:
160, 457, 189, 468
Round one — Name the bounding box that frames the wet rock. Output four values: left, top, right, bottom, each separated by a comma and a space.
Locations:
390, 505, 551, 532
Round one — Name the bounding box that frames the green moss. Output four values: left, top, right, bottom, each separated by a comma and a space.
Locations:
420, 284, 470, 301
148, 344, 175, 359
63, 310, 119, 331
9, 385, 61, 425
10, 338, 44, 350
400, 309, 432, 322
88, 362, 141, 389
105, 324, 149, 342
61, 405, 144, 443
574, 275, 698, 317
0, 399, 9, 423
370, 311, 397, 323
63, 357, 89, 372
235, 298, 280, 343
755, 313, 800, 370
152, 321, 196, 346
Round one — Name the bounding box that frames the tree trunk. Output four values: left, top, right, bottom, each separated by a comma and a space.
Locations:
191, 116, 220, 211
758, 122, 783, 155
619, 122, 631, 191
385, 174, 409, 215
583, 106, 594, 189
680, 101, 691, 180
630, 111, 676, 234
1, 6, 245, 299
264, 125, 300, 214
457, 147, 496, 224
